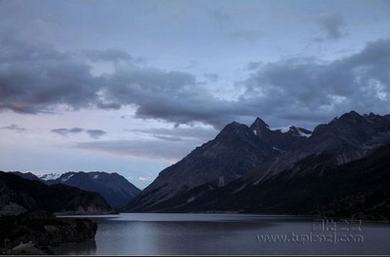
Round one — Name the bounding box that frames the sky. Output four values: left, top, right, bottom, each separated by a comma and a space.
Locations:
0, 0, 390, 188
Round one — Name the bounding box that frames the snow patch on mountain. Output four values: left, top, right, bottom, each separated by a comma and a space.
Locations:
40, 173, 62, 180
297, 128, 312, 137
61, 173, 74, 182
280, 126, 291, 133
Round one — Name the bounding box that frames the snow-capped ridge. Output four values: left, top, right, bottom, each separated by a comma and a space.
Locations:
39, 173, 62, 181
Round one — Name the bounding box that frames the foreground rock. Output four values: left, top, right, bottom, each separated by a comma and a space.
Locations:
0, 211, 97, 254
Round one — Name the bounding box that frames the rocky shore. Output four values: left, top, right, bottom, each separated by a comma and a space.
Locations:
0, 210, 97, 254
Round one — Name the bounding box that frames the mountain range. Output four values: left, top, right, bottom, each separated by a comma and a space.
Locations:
8, 171, 140, 209
0, 171, 112, 216
44, 172, 140, 208
125, 111, 390, 220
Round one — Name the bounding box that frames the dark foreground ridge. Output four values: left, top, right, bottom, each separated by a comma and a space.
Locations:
0, 171, 113, 215
0, 172, 112, 254
0, 210, 96, 254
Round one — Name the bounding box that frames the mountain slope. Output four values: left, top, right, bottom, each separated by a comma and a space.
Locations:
0, 171, 112, 215
126, 111, 390, 215
9, 171, 42, 182
245, 111, 390, 184
174, 143, 390, 220
46, 171, 140, 208
126, 118, 310, 211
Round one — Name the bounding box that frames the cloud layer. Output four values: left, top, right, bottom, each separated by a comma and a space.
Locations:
1, 35, 390, 129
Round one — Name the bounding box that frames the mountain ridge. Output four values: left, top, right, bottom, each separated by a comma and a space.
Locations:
0, 171, 112, 216
44, 171, 140, 209
125, 111, 390, 218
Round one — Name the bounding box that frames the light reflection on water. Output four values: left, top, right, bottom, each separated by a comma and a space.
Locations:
55, 213, 390, 255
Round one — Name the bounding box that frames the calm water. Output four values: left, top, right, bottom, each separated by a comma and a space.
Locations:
56, 213, 390, 255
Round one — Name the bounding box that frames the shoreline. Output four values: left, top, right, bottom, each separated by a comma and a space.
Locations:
62, 211, 390, 224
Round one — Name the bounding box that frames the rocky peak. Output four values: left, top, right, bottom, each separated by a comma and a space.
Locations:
250, 117, 270, 137
337, 111, 365, 123
217, 121, 251, 138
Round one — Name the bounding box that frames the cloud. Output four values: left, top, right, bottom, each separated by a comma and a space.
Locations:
1, 35, 390, 130
138, 176, 151, 181
208, 9, 232, 28
127, 126, 217, 142
203, 73, 219, 82
0, 37, 101, 114
75, 127, 217, 161
0, 124, 26, 132
228, 29, 262, 42
239, 39, 390, 127
246, 62, 262, 71
51, 127, 107, 139
51, 127, 84, 136
75, 139, 194, 161
315, 14, 346, 40
0, 36, 237, 128
83, 49, 132, 63
85, 129, 107, 139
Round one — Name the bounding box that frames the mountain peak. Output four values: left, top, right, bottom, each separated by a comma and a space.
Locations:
250, 117, 270, 137
339, 110, 362, 121
217, 121, 250, 138
251, 117, 269, 129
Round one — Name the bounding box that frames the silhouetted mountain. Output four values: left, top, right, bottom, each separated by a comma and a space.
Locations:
169, 143, 390, 221
126, 117, 311, 212
8, 171, 42, 182
0, 171, 112, 216
126, 111, 390, 220
45, 171, 140, 208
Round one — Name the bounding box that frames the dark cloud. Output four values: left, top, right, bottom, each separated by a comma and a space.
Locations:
86, 129, 107, 139
51, 127, 84, 136
315, 14, 346, 40
0, 37, 236, 128
1, 35, 390, 130
0, 37, 101, 114
0, 124, 26, 132
239, 39, 390, 127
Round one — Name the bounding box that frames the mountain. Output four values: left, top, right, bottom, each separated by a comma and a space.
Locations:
170, 143, 390, 220
8, 171, 42, 182
45, 171, 140, 208
126, 111, 390, 219
243, 111, 390, 183
39, 173, 61, 181
126, 118, 311, 211
0, 171, 112, 216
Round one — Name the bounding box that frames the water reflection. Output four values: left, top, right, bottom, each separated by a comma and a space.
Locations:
55, 213, 390, 255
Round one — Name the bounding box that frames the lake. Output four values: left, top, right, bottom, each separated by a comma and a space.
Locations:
55, 213, 390, 255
